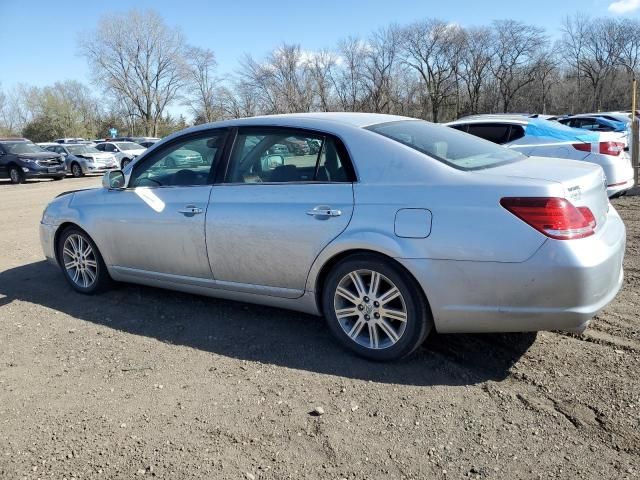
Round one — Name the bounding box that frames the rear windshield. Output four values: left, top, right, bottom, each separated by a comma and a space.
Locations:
366, 120, 524, 171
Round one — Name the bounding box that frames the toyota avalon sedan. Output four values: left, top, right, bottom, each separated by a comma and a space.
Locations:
39, 113, 626, 360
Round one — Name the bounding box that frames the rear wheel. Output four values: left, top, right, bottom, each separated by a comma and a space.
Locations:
57, 227, 112, 294
322, 254, 433, 361
70, 162, 83, 177
9, 166, 24, 184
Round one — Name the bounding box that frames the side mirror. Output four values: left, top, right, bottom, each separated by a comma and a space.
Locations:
263, 154, 284, 170
103, 170, 126, 189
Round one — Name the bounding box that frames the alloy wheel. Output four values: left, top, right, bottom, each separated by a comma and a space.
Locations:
9, 168, 20, 183
72, 163, 82, 177
333, 269, 408, 350
62, 234, 98, 288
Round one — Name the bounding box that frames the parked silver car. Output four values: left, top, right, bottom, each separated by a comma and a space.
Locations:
40, 113, 626, 360
46, 144, 118, 177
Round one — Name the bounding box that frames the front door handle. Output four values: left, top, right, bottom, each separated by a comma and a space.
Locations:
178, 205, 204, 216
306, 206, 342, 217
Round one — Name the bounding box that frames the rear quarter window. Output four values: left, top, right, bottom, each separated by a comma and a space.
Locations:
367, 120, 524, 171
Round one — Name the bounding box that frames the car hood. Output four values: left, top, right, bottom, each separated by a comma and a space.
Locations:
75, 152, 116, 161
18, 152, 62, 160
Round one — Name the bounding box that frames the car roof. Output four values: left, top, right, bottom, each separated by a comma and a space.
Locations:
184, 112, 416, 135
447, 115, 530, 126
0, 137, 28, 142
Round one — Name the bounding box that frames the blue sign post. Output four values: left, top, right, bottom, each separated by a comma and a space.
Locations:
109, 128, 118, 138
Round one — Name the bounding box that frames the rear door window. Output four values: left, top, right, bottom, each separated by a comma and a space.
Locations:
507, 125, 525, 143
369, 120, 524, 171
226, 128, 353, 183
466, 123, 512, 144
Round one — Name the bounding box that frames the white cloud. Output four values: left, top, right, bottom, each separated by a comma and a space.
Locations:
608, 0, 640, 14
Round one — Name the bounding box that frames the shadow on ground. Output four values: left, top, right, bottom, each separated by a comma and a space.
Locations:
0, 261, 536, 387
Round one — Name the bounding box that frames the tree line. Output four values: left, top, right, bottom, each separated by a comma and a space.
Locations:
1, 10, 639, 141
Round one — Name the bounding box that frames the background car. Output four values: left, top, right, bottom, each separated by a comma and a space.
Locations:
0, 138, 65, 183
45, 143, 119, 177
40, 113, 625, 361
556, 115, 628, 133
95, 141, 146, 168
447, 115, 634, 197
53, 137, 87, 144
554, 112, 635, 161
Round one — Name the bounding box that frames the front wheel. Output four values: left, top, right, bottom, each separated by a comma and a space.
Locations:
9, 166, 25, 184
70, 162, 84, 177
322, 254, 433, 361
57, 227, 112, 294
121, 158, 131, 169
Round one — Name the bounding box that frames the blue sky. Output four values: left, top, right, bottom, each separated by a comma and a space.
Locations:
1, 0, 638, 93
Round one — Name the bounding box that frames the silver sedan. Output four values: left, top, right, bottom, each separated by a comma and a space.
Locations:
40, 113, 626, 360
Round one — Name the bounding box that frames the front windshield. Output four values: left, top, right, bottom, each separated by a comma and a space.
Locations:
67, 145, 100, 155
115, 142, 143, 151
367, 120, 525, 171
2, 142, 45, 154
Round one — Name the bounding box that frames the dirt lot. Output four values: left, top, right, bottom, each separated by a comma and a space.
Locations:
0, 176, 638, 480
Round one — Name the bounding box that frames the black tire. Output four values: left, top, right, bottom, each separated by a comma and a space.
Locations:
322, 253, 433, 361
70, 162, 84, 178
121, 158, 131, 169
52, 176, 64, 181
57, 227, 112, 294
8, 165, 25, 184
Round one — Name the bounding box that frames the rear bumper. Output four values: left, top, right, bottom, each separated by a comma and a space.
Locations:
399, 206, 626, 334
607, 177, 635, 197
594, 154, 634, 197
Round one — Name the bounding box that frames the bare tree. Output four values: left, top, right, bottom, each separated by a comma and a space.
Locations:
331, 37, 368, 111
490, 20, 548, 113
238, 44, 314, 114
79, 9, 186, 136
183, 46, 220, 123
218, 83, 259, 119
583, 18, 625, 110
458, 27, 493, 115
618, 18, 640, 79
361, 25, 402, 113
401, 19, 463, 122
560, 14, 590, 112
308, 50, 339, 111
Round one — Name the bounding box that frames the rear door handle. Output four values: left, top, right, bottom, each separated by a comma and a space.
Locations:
178, 205, 204, 216
306, 206, 342, 217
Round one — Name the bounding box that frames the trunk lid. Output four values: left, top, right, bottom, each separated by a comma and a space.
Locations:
477, 156, 610, 230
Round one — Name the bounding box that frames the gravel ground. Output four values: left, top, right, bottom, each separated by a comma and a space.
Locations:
0, 177, 638, 479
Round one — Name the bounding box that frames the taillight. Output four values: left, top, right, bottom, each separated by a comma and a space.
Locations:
571, 141, 625, 156
500, 197, 596, 240
599, 141, 624, 156
572, 143, 591, 153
